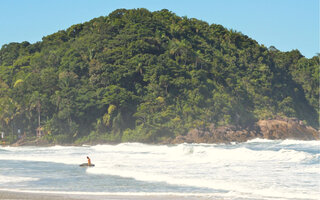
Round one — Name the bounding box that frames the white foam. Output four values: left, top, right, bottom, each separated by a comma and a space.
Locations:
86, 167, 319, 200
0, 175, 39, 184
246, 138, 276, 143
280, 139, 320, 146
1, 142, 319, 200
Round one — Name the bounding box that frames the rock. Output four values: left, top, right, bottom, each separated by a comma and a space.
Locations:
173, 118, 319, 144
257, 118, 319, 140
12, 137, 50, 146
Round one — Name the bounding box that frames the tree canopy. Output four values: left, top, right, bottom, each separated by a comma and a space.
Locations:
0, 8, 318, 143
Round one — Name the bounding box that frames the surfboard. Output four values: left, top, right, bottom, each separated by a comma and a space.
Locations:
79, 163, 95, 167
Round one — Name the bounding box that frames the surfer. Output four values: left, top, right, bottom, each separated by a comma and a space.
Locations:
80, 156, 94, 167
87, 156, 91, 166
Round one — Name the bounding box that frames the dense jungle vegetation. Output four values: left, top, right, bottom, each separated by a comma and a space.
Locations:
0, 8, 318, 144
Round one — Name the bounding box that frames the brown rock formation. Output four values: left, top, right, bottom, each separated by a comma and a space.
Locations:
257, 118, 319, 140
173, 124, 260, 144
173, 118, 319, 144
12, 137, 50, 146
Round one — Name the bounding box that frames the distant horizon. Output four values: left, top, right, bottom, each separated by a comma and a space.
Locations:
0, 0, 318, 58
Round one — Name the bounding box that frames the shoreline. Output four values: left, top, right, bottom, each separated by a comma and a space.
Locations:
3, 136, 320, 147
5, 118, 319, 147
0, 190, 217, 200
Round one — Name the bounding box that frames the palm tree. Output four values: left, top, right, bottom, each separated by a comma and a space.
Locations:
29, 91, 43, 128
169, 39, 190, 64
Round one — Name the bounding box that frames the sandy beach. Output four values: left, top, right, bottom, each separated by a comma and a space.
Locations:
0, 191, 217, 200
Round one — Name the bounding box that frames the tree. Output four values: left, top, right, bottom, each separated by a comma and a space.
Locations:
0, 8, 318, 144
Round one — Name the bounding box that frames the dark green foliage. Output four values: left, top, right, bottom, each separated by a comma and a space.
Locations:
0, 8, 318, 143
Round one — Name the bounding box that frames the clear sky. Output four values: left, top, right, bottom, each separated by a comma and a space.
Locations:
0, 0, 318, 58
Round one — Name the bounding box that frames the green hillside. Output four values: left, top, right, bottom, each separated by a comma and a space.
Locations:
0, 8, 318, 144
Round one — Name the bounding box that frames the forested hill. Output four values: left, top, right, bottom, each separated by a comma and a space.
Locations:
0, 8, 319, 144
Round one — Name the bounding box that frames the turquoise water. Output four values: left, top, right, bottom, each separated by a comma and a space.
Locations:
0, 139, 319, 199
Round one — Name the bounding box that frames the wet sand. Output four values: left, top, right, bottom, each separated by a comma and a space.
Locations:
0, 191, 217, 200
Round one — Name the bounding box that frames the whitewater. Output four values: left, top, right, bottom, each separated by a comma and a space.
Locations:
0, 139, 319, 200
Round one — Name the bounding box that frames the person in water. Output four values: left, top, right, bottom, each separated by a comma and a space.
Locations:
87, 156, 91, 166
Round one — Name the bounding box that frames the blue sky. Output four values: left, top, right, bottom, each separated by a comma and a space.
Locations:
0, 0, 318, 58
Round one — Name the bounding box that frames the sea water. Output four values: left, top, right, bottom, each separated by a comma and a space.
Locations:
0, 139, 319, 200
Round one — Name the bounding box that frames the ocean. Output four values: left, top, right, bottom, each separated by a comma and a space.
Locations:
0, 139, 319, 200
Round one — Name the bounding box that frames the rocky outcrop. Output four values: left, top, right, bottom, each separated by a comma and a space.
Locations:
172, 118, 319, 144
12, 137, 50, 147
173, 124, 260, 144
257, 118, 319, 140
